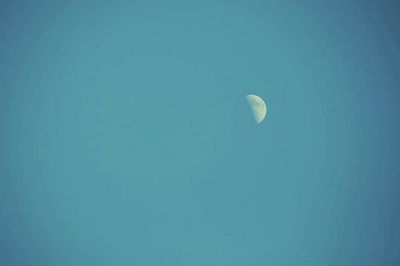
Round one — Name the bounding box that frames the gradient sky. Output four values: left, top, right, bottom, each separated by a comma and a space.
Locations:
1, 1, 400, 265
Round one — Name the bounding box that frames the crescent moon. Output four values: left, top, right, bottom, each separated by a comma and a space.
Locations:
246, 94, 267, 124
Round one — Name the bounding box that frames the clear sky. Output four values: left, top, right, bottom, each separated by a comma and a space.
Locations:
1, 0, 400, 265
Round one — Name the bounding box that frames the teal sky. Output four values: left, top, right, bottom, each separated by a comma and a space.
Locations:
1, 1, 400, 265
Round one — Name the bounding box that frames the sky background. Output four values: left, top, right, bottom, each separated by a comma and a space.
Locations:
1, 0, 400, 265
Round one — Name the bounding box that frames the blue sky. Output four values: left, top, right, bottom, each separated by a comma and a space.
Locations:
1, 1, 400, 265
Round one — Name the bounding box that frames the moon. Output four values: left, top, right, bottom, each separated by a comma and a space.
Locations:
246, 94, 267, 124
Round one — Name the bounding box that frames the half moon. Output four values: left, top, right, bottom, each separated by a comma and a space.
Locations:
246, 94, 267, 124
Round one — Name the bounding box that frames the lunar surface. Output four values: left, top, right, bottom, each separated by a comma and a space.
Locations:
246, 94, 267, 124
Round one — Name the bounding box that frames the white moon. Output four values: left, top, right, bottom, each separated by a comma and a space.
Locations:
246, 94, 267, 124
